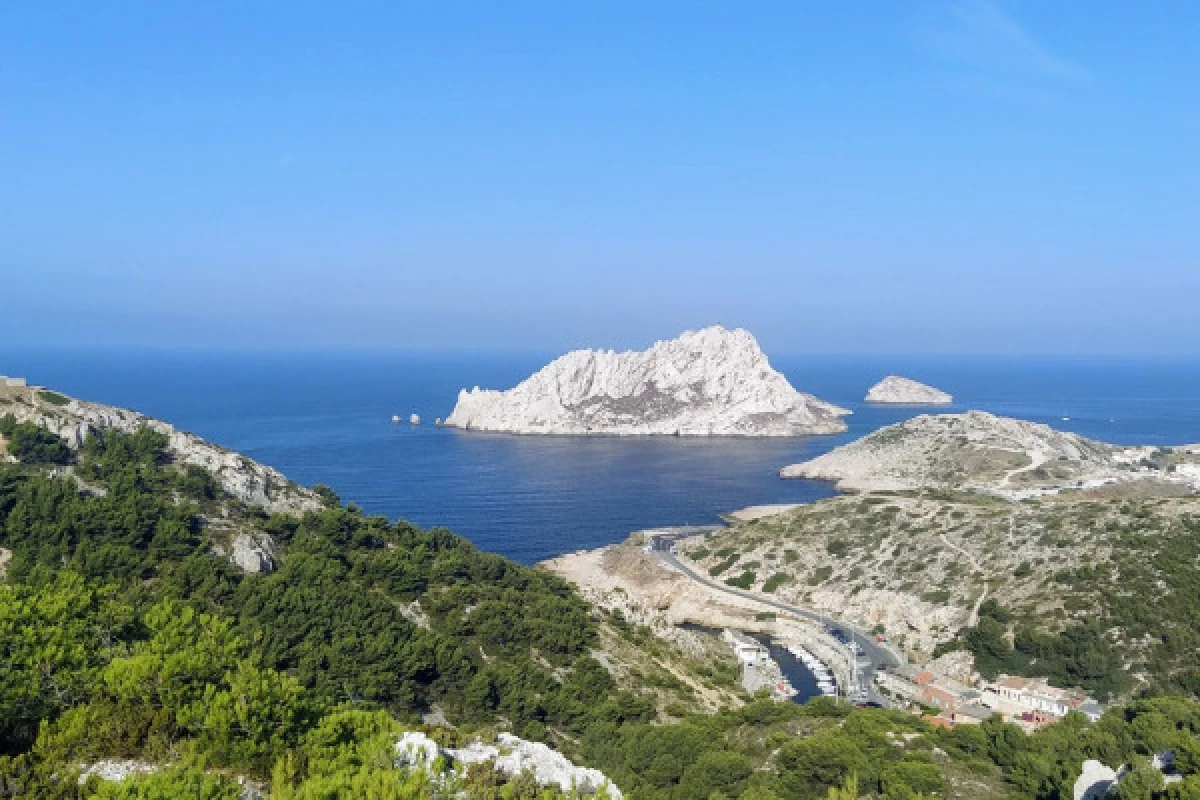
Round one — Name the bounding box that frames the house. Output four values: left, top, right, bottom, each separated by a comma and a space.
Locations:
982, 675, 1098, 720
875, 664, 932, 702
950, 704, 993, 726
723, 630, 769, 667
922, 715, 955, 731
920, 682, 962, 712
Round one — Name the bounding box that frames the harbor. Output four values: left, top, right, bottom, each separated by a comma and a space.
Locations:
723, 629, 844, 704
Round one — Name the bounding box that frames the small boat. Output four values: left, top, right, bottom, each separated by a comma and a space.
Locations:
391, 415, 401, 423
410, 413, 421, 425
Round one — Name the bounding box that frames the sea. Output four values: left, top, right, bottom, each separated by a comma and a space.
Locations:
2, 349, 1198, 565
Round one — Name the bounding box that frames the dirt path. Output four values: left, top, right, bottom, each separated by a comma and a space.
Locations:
938, 531, 988, 627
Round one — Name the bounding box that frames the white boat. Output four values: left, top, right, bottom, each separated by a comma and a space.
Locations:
391, 415, 401, 423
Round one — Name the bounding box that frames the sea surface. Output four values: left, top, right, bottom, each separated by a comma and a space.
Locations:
2, 349, 1198, 564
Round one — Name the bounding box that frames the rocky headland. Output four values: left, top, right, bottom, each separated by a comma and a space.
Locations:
865, 375, 952, 405
444, 325, 849, 436
0, 382, 319, 514
781, 411, 1200, 496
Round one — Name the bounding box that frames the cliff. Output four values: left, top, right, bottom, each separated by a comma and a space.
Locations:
865, 375, 952, 404
445, 326, 849, 436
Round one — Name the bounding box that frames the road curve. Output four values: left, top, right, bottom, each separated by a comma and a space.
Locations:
654, 549, 905, 703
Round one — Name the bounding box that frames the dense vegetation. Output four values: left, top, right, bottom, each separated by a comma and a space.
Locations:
939, 503, 1200, 701
4, 419, 1200, 798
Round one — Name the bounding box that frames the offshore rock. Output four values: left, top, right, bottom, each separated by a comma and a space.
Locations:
445, 326, 848, 436
865, 375, 952, 405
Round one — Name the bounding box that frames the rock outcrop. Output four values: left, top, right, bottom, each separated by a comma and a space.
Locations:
445, 326, 849, 436
0, 385, 318, 515
782, 412, 1119, 493
865, 375, 952, 405
397, 731, 622, 797
219, 532, 278, 574
77, 760, 157, 785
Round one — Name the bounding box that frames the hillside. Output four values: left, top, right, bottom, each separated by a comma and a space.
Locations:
781, 411, 1200, 497
0, 382, 317, 514
3, 391, 1200, 799
690, 421, 1200, 702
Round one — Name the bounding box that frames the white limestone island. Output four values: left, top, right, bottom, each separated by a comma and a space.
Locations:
444, 325, 850, 436
865, 375, 952, 405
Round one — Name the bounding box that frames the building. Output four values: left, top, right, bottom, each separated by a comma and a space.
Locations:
1, 376, 26, 388
874, 664, 932, 703
981, 675, 1098, 719
920, 681, 962, 712
723, 629, 769, 667
949, 704, 994, 726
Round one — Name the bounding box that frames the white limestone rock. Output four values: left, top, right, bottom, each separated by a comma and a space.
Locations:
396, 731, 442, 766
489, 733, 620, 797
78, 759, 158, 785
395, 731, 623, 797
2, 386, 319, 515
782, 411, 1118, 492
865, 375, 952, 405
1073, 760, 1119, 800
445, 326, 848, 436
226, 532, 277, 574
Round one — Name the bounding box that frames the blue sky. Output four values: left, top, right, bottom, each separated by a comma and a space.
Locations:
2, 2, 1197, 355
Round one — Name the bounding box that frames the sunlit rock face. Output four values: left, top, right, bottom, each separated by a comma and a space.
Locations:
445, 326, 849, 436
865, 375, 952, 405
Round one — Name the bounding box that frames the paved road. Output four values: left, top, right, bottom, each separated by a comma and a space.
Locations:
654, 548, 904, 705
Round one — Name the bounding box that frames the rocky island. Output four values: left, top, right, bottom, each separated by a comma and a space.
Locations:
444, 325, 850, 436
864, 375, 952, 404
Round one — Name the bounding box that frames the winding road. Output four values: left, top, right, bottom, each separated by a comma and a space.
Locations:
651, 543, 905, 705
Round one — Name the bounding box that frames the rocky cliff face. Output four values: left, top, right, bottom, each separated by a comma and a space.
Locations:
445, 326, 849, 436
1, 386, 319, 515
865, 375, 952, 405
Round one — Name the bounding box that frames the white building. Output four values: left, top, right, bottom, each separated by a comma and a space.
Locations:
981, 675, 1097, 718
1, 376, 26, 388
723, 629, 769, 667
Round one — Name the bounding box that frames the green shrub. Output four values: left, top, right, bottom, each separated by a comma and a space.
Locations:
37, 391, 69, 406
762, 572, 790, 593
725, 570, 756, 589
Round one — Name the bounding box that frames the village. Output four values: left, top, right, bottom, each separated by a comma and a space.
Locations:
721, 621, 1105, 733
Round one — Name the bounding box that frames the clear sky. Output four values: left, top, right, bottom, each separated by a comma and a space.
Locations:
2, 2, 1197, 355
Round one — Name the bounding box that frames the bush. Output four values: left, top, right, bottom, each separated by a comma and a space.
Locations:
726, 570, 756, 589
763, 572, 790, 593
0, 415, 71, 465
36, 391, 69, 407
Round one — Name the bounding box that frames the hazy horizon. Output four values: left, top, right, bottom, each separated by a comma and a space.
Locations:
3, 2, 1197, 356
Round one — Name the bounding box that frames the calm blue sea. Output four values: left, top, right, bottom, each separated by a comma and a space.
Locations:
2, 350, 1198, 564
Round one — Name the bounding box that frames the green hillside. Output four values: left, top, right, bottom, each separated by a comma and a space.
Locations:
2, 414, 1200, 799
